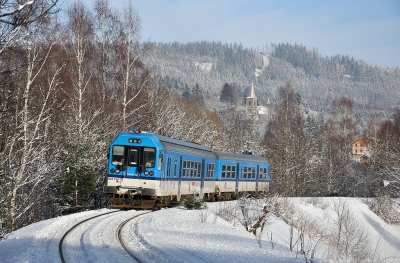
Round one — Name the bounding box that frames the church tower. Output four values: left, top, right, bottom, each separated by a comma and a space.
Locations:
246, 83, 259, 119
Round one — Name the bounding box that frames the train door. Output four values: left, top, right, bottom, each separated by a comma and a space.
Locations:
160, 152, 168, 191
255, 164, 260, 192
125, 147, 140, 178
173, 158, 177, 192
235, 163, 240, 194
177, 156, 183, 201
166, 155, 173, 195
199, 159, 205, 199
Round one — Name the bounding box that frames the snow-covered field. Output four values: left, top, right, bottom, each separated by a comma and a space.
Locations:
1, 197, 399, 263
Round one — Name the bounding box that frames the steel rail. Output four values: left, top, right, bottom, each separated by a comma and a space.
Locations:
116, 211, 151, 263
59, 210, 121, 263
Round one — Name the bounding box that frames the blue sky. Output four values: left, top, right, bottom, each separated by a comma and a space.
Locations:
86, 0, 400, 68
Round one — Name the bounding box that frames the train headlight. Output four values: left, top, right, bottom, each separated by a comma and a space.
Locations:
110, 169, 116, 173
115, 169, 120, 174
128, 138, 142, 143
149, 171, 154, 176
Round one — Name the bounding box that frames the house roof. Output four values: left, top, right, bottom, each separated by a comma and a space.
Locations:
352, 137, 372, 145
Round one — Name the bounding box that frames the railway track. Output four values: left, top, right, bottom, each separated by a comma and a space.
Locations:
59, 209, 150, 263
116, 212, 151, 263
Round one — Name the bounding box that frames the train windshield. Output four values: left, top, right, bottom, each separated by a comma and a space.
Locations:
111, 146, 124, 165
128, 148, 139, 166
143, 148, 155, 168
111, 146, 156, 169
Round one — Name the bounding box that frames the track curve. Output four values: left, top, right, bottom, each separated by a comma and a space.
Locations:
59, 209, 152, 263
116, 212, 151, 263
59, 210, 121, 263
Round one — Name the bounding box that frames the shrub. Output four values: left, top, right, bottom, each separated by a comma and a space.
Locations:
183, 195, 206, 210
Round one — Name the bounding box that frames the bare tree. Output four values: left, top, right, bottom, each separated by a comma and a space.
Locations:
63, 0, 96, 136
218, 106, 257, 153
54, 1, 113, 213
319, 97, 361, 196
0, 0, 62, 231
0, 0, 58, 54
113, 2, 152, 131
374, 109, 400, 197
263, 83, 314, 196
92, 0, 119, 105
326, 199, 372, 262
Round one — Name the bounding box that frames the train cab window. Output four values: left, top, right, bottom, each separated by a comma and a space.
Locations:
128, 148, 139, 166
143, 148, 156, 168
112, 146, 125, 165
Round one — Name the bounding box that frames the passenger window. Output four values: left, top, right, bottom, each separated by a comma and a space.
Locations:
207, 163, 215, 178
183, 160, 187, 177
222, 165, 226, 178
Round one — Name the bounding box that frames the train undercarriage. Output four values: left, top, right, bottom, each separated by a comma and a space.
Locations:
105, 188, 266, 210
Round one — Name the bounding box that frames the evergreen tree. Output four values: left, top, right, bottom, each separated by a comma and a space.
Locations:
219, 83, 239, 105
53, 139, 97, 215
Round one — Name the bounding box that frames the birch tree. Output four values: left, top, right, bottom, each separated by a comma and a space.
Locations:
0, 0, 58, 54
263, 83, 314, 196
92, 0, 118, 105
0, 0, 61, 231
113, 3, 152, 131
218, 106, 257, 153
321, 97, 361, 195
375, 109, 400, 197
55, 1, 102, 213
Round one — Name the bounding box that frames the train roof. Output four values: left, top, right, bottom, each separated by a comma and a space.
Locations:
155, 134, 216, 159
214, 151, 269, 164
116, 131, 269, 164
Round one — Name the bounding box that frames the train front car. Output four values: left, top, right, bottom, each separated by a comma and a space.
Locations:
103, 130, 163, 209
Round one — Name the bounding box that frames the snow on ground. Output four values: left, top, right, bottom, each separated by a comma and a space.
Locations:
0, 198, 399, 263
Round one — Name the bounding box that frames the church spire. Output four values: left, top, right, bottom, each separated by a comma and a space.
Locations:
249, 83, 256, 98
246, 83, 259, 119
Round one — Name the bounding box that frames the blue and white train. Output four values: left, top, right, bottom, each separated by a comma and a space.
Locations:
103, 130, 270, 209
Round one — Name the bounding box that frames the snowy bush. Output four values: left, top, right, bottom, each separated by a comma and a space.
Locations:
183, 195, 206, 210
367, 196, 400, 224
215, 201, 240, 226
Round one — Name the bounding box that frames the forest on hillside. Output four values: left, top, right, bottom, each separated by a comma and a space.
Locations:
145, 41, 400, 113
0, 0, 399, 237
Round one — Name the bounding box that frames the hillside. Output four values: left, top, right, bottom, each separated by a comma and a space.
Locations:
143, 41, 400, 114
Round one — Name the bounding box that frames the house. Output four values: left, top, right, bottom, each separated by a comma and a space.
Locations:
352, 137, 373, 163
